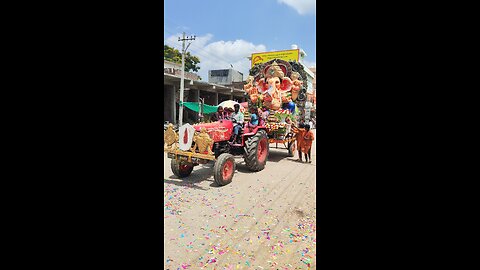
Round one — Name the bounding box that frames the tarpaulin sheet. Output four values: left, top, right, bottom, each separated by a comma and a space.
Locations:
180, 101, 218, 114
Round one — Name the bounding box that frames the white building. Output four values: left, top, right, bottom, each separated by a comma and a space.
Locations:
208, 69, 243, 85
164, 60, 200, 81
291, 45, 315, 121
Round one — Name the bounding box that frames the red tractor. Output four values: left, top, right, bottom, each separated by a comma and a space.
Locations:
164, 119, 269, 186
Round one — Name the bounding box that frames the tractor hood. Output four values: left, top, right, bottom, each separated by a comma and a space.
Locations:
193, 120, 234, 142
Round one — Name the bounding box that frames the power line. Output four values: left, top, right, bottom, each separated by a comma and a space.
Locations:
186, 40, 252, 72
165, 30, 235, 68
165, 26, 251, 71
165, 36, 231, 69
164, 30, 253, 83
164, 18, 255, 70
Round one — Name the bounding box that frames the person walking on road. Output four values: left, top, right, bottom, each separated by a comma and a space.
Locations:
301, 124, 315, 163
292, 123, 306, 162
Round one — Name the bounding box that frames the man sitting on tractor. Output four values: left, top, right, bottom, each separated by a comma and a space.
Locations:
231, 104, 244, 143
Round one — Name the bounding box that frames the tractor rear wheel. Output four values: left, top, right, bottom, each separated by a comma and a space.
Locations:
213, 153, 236, 186
244, 129, 269, 171
171, 159, 194, 178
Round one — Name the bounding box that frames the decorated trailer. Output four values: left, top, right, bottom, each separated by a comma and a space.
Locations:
243, 59, 309, 156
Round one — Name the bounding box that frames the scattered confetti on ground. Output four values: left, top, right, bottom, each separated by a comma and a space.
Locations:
164, 138, 317, 269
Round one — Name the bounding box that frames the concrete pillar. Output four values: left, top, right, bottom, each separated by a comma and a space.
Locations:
163, 85, 169, 124
196, 89, 201, 121
172, 84, 176, 125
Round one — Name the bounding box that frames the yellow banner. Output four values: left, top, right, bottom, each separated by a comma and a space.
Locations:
251, 49, 299, 67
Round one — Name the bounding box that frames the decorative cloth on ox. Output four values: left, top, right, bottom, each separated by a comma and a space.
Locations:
178, 124, 196, 151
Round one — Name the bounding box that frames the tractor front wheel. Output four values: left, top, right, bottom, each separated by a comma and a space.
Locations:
213, 153, 236, 186
171, 159, 194, 178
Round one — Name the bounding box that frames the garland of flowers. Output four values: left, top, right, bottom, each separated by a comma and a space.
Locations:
265, 109, 294, 132
265, 122, 288, 131
274, 109, 294, 122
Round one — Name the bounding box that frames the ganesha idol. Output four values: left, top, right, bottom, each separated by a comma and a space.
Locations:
243, 75, 260, 103
244, 61, 302, 112
287, 72, 303, 101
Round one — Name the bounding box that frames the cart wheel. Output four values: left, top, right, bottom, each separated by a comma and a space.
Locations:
171, 159, 194, 178
214, 153, 235, 186
288, 141, 296, 157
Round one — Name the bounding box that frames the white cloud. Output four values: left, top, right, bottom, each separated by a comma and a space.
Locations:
165, 33, 266, 81
164, 33, 315, 81
277, 0, 316, 15
303, 59, 316, 68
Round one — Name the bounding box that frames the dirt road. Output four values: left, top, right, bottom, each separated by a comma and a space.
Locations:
164, 130, 317, 269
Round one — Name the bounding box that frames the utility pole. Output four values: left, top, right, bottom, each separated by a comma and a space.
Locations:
198, 97, 205, 123
178, 32, 196, 126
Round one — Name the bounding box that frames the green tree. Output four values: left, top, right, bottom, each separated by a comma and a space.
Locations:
164, 45, 201, 72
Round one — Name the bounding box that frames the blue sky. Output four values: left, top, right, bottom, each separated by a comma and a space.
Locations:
164, 0, 316, 81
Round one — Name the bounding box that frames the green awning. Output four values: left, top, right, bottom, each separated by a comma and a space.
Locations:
180, 101, 218, 114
